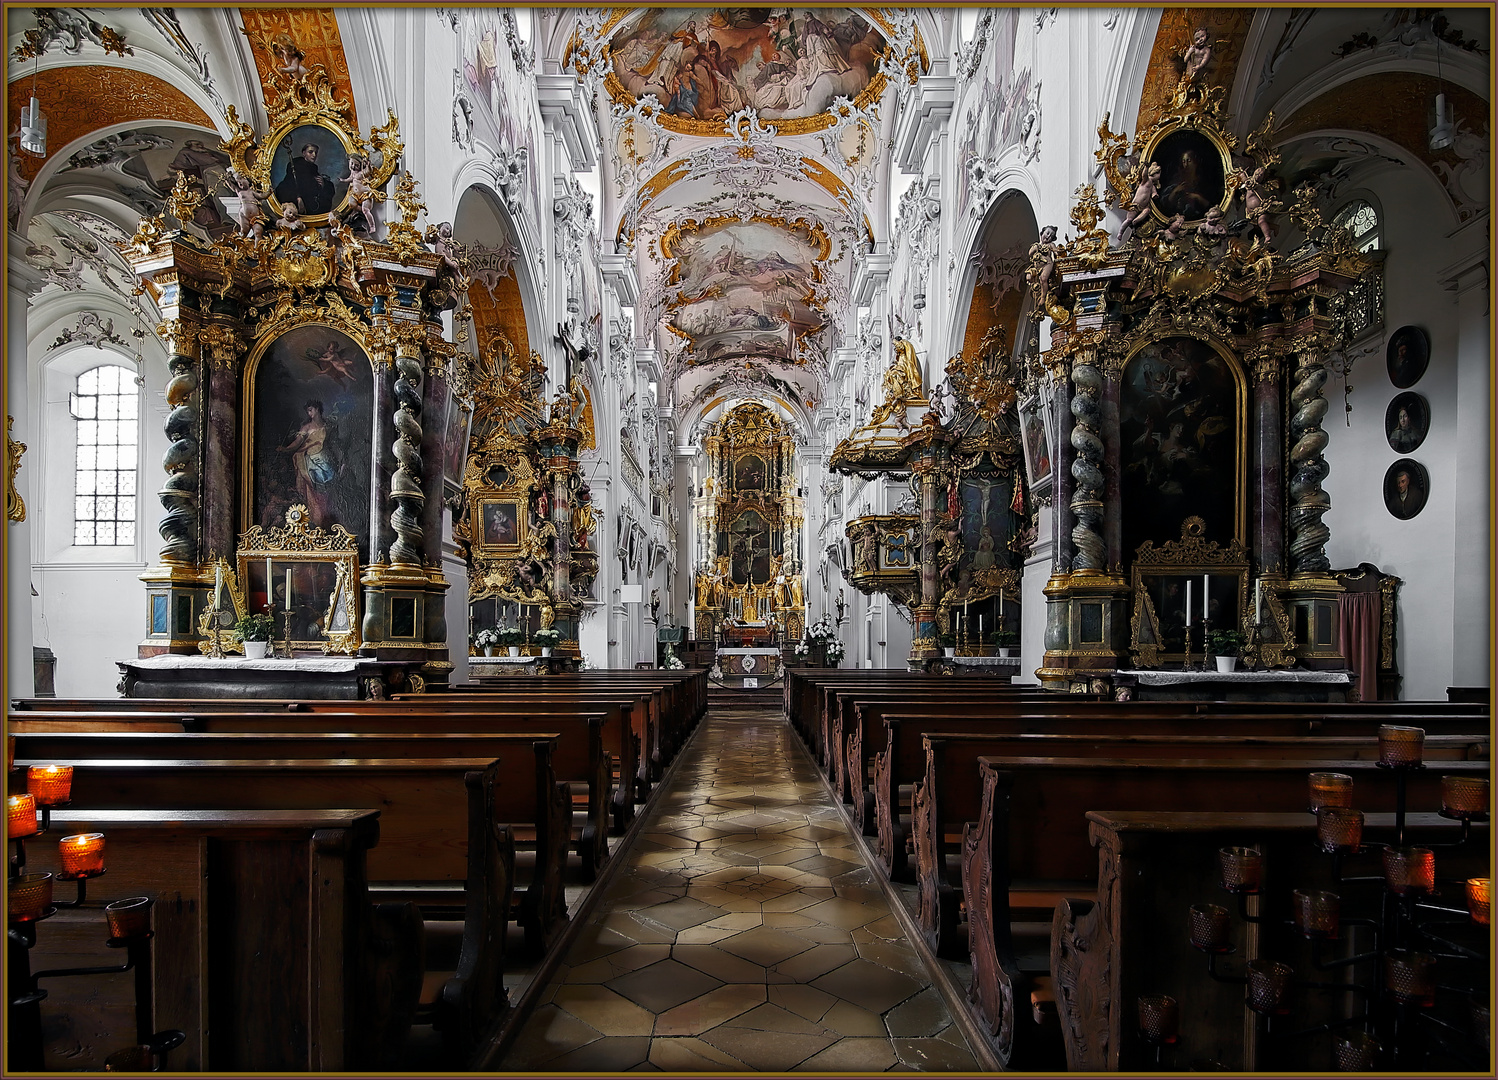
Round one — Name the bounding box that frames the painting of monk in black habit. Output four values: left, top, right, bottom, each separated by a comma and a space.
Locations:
1385, 392, 1429, 454
1386, 326, 1430, 389
1151, 129, 1226, 221
1384, 460, 1429, 520
270, 125, 349, 218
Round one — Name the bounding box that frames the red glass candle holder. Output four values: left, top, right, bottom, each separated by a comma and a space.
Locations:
25, 765, 73, 807
104, 1045, 154, 1072
1378, 724, 1425, 766
1466, 878, 1490, 926
1137, 995, 1179, 1043
6, 792, 39, 838
1384, 949, 1436, 1006
1316, 806, 1364, 853
1382, 845, 1435, 895
105, 896, 153, 940
1218, 846, 1263, 893
1308, 771, 1354, 812
1188, 903, 1233, 951
1472, 997, 1490, 1052
58, 832, 106, 878
1292, 889, 1341, 938
1333, 1032, 1380, 1071
1246, 959, 1293, 1014
1440, 775, 1489, 820
8, 872, 54, 921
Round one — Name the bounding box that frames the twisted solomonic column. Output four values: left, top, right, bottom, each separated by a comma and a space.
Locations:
388, 344, 426, 566
1287, 348, 1332, 574
1068, 359, 1105, 572
159, 344, 200, 563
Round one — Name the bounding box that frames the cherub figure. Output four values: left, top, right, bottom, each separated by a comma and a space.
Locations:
1160, 213, 1188, 244
1182, 27, 1214, 84
275, 203, 305, 233
1119, 161, 1161, 240
229, 172, 266, 239
272, 35, 308, 77
430, 220, 462, 274
1199, 205, 1227, 237
1236, 165, 1276, 246
340, 154, 377, 234
927, 381, 955, 425
326, 210, 366, 287
1026, 224, 1060, 306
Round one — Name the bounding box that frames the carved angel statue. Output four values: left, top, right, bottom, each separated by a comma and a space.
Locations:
1181, 27, 1214, 84
1234, 165, 1277, 246
539, 603, 555, 630
326, 210, 365, 286
228, 171, 267, 239
1026, 225, 1060, 307
1119, 161, 1161, 241
340, 155, 378, 234
427, 220, 464, 274
275, 203, 305, 233
1159, 213, 1188, 244
1199, 205, 1228, 237
271, 34, 309, 77
926, 381, 955, 425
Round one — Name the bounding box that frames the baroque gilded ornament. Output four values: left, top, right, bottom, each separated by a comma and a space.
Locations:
6, 417, 26, 522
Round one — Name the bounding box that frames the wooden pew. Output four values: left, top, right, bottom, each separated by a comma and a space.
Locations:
958, 754, 1490, 1070
909, 731, 1488, 955
15, 750, 568, 1063
1058, 810, 1490, 1070
18, 808, 418, 1072
11, 710, 615, 875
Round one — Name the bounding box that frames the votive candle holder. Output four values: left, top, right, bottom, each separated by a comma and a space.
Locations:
103, 1045, 154, 1072
8, 872, 54, 921
104, 896, 153, 940
58, 832, 105, 878
1382, 845, 1435, 895
1218, 846, 1263, 893
1378, 724, 1425, 766
1246, 959, 1293, 1014
1316, 806, 1364, 853
1440, 775, 1489, 819
25, 764, 73, 807
1188, 903, 1233, 952
1292, 889, 1341, 938
1137, 995, 1179, 1042
1333, 1032, 1380, 1071
6, 792, 38, 838
1384, 949, 1437, 1006
1308, 772, 1354, 812
1466, 878, 1490, 926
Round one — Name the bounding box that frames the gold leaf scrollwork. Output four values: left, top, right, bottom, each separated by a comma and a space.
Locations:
6, 416, 26, 523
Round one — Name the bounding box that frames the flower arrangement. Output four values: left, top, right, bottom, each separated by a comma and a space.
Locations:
533, 627, 562, 647
498, 626, 525, 646
796, 618, 842, 666
474, 627, 502, 649
824, 640, 846, 665
662, 644, 686, 670
236, 612, 275, 642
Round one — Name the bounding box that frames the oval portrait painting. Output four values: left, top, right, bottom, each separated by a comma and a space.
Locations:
1386, 325, 1430, 389
1385, 392, 1429, 454
1150, 128, 1228, 222
1384, 458, 1429, 521
268, 124, 350, 220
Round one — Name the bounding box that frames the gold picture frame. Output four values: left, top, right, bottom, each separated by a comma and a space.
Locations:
1141, 117, 1235, 227
235, 504, 361, 655
1128, 517, 1250, 668
472, 497, 528, 554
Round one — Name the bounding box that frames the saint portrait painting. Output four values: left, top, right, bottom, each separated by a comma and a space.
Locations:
251, 326, 373, 560
269, 124, 350, 219
480, 501, 521, 548
1386, 326, 1430, 389
1150, 128, 1227, 221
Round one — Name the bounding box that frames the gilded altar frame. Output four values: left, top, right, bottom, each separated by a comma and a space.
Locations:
235, 504, 361, 654
1139, 117, 1236, 228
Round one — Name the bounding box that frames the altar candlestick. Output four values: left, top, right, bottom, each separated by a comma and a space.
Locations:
979, 614, 984, 637
215, 563, 223, 605
1186, 581, 1193, 626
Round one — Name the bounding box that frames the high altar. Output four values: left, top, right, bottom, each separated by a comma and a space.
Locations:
691, 403, 806, 644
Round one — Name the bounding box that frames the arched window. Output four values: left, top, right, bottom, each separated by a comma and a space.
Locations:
1331, 199, 1381, 252
69, 364, 138, 546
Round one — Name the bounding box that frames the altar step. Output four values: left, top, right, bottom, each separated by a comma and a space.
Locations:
707, 682, 783, 705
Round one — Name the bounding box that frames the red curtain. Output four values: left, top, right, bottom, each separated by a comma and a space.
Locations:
1338, 591, 1383, 702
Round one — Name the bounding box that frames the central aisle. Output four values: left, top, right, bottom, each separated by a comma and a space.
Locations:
499, 700, 982, 1071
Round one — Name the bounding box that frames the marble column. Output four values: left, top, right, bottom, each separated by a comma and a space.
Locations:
388, 338, 427, 567
367, 347, 396, 565
158, 327, 203, 566
910, 438, 944, 661
1100, 353, 1123, 570
1048, 359, 1075, 574
1068, 356, 1105, 572
198, 329, 241, 563
1250, 347, 1285, 574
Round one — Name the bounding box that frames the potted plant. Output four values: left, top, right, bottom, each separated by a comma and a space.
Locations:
533, 627, 562, 657
474, 628, 502, 657
498, 626, 525, 657
991, 628, 1020, 658
236, 612, 275, 659
1209, 629, 1245, 672
939, 631, 957, 659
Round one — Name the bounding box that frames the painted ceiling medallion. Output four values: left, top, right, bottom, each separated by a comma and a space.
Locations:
600, 8, 892, 136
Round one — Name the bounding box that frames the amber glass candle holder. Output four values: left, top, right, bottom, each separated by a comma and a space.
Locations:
6, 792, 39, 839
1384, 949, 1437, 1006
104, 1045, 154, 1072
1333, 1032, 1380, 1071
1307, 772, 1354, 812
1440, 775, 1489, 820
1245, 959, 1293, 1014
8, 871, 54, 922
58, 832, 106, 878
1471, 997, 1490, 1052
1378, 724, 1425, 766
104, 896, 153, 940
1292, 889, 1341, 938
1316, 806, 1364, 853
1466, 878, 1490, 926
25, 765, 73, 807
1188, 903, 1233, 952
1382, 845, 1435, 895
1137, 995, 1179, 1043
1218, 846, 1264, 893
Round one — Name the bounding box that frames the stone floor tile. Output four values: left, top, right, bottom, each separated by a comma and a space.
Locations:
892, 1036, 982, 1070
767, 983, 838, 1023
647, 1036, 749, 1071
673, 922, 740, 945
716, 924, 817, 966
799, 895, 887, 929
652, 983, 766, 1036
564, 943, 673, 983
795, 1036, 902, 1071
501, 1003, 601, 1066
854, 932, 925, 974
819, 998, 891, 1037
634, 895, 725, 930
811, 957, 924, 1014
699, 1026, 837, 1071
883, 987, 954, 1037
772, 941, 858, 981
759, 888, 833, 912
543, 1035, 652, 1071
606, 957, 724, 1014
672, 943, 772, 983
551, 983, 658, 1036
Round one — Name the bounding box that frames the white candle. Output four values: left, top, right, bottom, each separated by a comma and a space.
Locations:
215, 563, 223, 603
1186, 580, 1193, 626
1202, 574, 1210, 621
265, 558, 273, 605
979, 614, 984, 636
286, 568, 293, 612
1254, 579, 1263, 623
